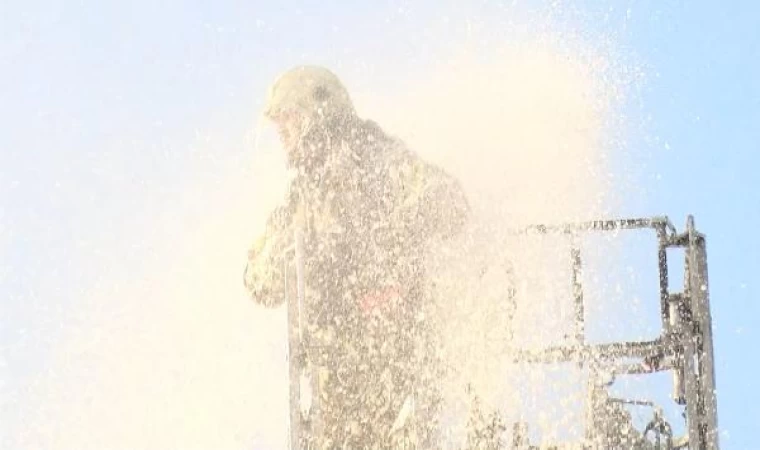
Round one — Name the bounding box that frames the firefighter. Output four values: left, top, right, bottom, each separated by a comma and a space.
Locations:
244, 65, 470, 448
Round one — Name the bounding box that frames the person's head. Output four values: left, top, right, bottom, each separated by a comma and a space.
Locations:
263, 65, 356, 165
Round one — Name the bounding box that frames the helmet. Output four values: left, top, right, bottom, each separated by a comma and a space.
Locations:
263, 65, 355, 122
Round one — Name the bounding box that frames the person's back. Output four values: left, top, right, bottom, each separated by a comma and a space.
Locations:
244, 66, 469, 448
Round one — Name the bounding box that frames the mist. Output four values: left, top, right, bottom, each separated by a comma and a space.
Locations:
5, 11, 647, 450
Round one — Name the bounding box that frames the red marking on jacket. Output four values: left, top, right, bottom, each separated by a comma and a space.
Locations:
359, 286, 403, 314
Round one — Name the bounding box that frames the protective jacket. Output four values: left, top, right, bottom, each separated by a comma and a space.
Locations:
245, 89, 469, 449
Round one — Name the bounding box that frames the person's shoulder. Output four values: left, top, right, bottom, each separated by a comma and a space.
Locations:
359, 119, 417, 163
357, 119, 391, 144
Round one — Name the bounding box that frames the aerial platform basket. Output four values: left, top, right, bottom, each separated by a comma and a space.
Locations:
284, 216, 719, 450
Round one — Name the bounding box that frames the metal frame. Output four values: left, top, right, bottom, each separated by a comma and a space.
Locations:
503, 216, 719, 449
286, 229, 322, 450
284, 216, 720, 449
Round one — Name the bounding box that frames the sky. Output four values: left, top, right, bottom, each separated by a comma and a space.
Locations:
1, 0, 758, 448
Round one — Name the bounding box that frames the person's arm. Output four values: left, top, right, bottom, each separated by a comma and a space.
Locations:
243, 204, 296, 307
